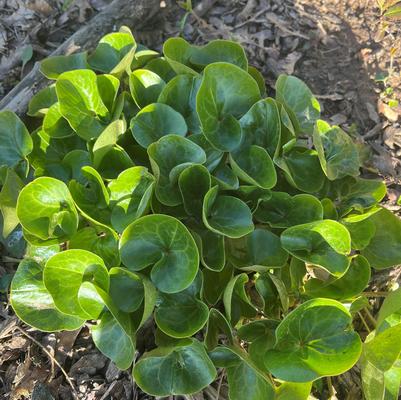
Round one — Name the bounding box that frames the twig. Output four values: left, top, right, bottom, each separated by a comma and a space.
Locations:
15, 326, 79, 400
363, 291, 388, 297
99, 380, 118, 400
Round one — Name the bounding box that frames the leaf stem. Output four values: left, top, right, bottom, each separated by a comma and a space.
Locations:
357, 311, 371, 333
327, 376, 335, 398
364, 307, 377, 328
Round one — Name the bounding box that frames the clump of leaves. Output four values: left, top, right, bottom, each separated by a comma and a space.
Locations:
2, 26, 401, 399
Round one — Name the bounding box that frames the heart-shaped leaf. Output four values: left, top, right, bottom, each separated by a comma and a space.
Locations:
255, 192, 323, 228
108, 166, 154, 232
227, 228, 288, 270
361, 208, 401, 269
304, 255, 371, 300
154, 272, 209, 338
0, 111, 33, 170
265, 298, 362, 382
281, 220, 351, 276
40, 52, 88, 79
133, 338, 217, 396
56, 70, 109, 140
17, 177, 79, 242
313, 120, 360, 180
196, 62, 261, 152
130, 103, 187, 148
129, 69, 166, 108
10, 259, 84, 331
119, 214, 199, 293
43, 249, 109, 319
275, 74, 320, 135
158, 74, 201, 133
148, 134, 206, 206
203, 186, 254, 238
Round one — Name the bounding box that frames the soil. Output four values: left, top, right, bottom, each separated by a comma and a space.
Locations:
1, 0, 401, 399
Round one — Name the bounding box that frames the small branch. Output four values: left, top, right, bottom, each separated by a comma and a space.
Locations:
215, 370, 225, 400
15, 326, 79, 400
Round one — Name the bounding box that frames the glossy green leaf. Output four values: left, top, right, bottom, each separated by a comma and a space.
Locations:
10, 259, 84, 331
17, 177, 78, 242
313, 120, 360, 180
230, 145, 277, 189
276, 382, 312, 400
275, 146, 326, 193
256, 273, 289, 316
377, 287, 401, 328
0, 111, 33, 170
148, 134, 206, 206
145, 57, 176, 81
223, 273, 257, 326
108, 166, 154, 232
43, 103, 75, 139
205, 308, 234, 351
0, 168, 24, 238
304, 255, 371, 300
178, 164, 210, 219
203, 186, 254, 239
265, 298, 362, 382
28, 85, 57, 117
158, 74, 201, 133
129, 69, 166, 108
255, 192, 323, 228
69, 223, 120, 267
227, 228, 288, 270
130, 103, 187, 148
109, 267, 144, 313
237, 319, 278, 370
275, 74, 320, 135
56, 70, 109, 140
196, 62, 261, 152
89, 30, 136, 74
154, 272, 209, 338
84, 282, 135, 369
361, 208, 401, 269
119, 214, 199, 293
202, 263, 233, 305
191, 228, 225, 271
69, 166, 111, 225
163, 37, 248, 74
281, 220, 351, 276
43, 249, 109, 319
239, 98, 281, 157
133, 338, 217, 396
364, 324, 401, 372
40, 52, 88, 79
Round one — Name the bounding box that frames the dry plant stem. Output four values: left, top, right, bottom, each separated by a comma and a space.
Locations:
15, 326, 79, 400
0, 0, 159, 115
363, 291, 389, 297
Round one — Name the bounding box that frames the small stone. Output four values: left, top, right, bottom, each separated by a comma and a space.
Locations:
105, 361, 121, 383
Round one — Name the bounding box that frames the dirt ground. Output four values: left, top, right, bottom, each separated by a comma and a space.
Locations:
1, 0, 401, 399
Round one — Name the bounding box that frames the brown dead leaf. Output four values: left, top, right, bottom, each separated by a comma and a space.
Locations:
378, 99, 400, 122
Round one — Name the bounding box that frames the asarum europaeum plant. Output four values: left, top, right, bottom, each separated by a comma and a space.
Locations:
1, 26, 401, 399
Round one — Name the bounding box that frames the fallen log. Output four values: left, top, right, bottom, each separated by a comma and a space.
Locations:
0, 0, 160, 115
